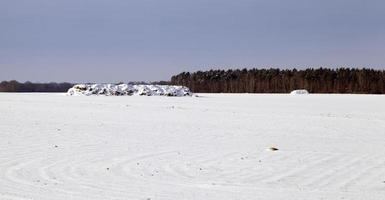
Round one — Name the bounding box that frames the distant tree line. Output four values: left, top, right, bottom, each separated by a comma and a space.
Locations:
0, 80, 73, 92
0, 80, 171, 92
171, 68, 385, 94
2, 68, 385, 93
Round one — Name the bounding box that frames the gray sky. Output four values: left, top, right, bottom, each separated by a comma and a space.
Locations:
1, 0, 385, 82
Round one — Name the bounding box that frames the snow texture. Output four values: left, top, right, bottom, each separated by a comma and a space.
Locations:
1, 93, 385, 200
67, 84, 192, 96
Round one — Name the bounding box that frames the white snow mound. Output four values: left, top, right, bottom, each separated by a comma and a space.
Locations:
67, 84, 192, 96
290, 89, 309, 95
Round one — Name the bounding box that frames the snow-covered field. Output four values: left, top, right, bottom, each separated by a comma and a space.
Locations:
1, 93, 385, 200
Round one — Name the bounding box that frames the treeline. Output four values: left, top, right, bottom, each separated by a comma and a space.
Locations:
171, 68, 385, 94
0, 80, 172, 92
0, 80, 74, 92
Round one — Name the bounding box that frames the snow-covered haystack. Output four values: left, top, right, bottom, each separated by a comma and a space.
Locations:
67, 84, 192, 96
290, 89, 309, 95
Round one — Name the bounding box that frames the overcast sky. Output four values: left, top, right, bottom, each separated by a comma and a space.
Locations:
1, 0, 385, 82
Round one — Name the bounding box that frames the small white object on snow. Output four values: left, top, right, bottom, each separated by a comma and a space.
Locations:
290, 89, 309, 95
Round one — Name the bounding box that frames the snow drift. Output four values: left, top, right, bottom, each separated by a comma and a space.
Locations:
67, 84, 192, 96
290, 89, 309, 95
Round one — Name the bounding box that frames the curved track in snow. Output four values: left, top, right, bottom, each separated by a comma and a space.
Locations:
1, 93, 385, 200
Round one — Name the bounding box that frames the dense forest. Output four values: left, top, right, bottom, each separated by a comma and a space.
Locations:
171, 68, 385, 94
2, 68, 385, 93
0, 81, 73, 92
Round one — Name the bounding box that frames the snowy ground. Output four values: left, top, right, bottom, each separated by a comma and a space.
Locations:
1, 93, 385, 200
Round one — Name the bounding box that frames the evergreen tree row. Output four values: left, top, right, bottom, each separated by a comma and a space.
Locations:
171, 68, 385, 94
